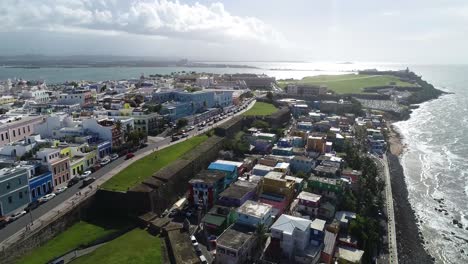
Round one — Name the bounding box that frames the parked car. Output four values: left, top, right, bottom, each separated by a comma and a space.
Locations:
80, 177, 96, 188
80, 171, 92, 179
25, 201, 40, 212
198, 126, 204, 131
55, 186, 68, 194
181, 133, 188, 138
190, 235, 197, 244
0, 217, 7, 229
187, 126, 195, 131
110, 153, 119, 161
100, 158, 111, 166
67, 177, 80, 187
38, 193, 56, 203
125, 152, 135, 159
8, 211, 26, 222
171, 135, 180, 142
199, 255, 208, 264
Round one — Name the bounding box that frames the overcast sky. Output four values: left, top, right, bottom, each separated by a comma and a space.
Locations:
0, 0, 467, 63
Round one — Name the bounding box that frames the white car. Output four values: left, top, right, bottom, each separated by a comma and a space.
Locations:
100, 158, 110, 166
80, 171, 92, 179
55, 186, 67, 194
9, 211, 26, 222
38, 193, 56, 203
110, 154, 119, 161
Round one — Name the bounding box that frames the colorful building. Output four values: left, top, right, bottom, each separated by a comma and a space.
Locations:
188, 170, 226, 210
259, 171, 295, 216
217, 183, 257, 208
0, 168, 31, 216
307, 176, 343, 198
296, 191, 322, 217
236, 200, 273, 227
208, 162, 238, 187
202, 205, 237, 235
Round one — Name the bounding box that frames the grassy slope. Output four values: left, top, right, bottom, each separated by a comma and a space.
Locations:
18, 221, 121, 264
278, 74, 416, 94
70, 228, 162, 264
101, 135, 208, 191
243, 102, 278, 116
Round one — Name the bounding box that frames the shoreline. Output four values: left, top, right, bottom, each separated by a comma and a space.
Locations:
386, 124, 435, 264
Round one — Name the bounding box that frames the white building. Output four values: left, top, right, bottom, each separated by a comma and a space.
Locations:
21, 88, 49, 103
270, 214, 324, 263
236, 200, 273, 227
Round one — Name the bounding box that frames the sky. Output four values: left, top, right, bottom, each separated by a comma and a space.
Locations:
0, 0, 467, 63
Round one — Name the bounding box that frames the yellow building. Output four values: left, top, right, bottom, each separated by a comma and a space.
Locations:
0, 96, 16, 105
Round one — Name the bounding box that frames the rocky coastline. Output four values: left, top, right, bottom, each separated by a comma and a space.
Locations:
386, 125, 435, 264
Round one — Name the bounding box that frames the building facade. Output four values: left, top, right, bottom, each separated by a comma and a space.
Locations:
0, 168, 31, 216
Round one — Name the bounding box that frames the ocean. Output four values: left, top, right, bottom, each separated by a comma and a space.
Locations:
1, 62, 467, 263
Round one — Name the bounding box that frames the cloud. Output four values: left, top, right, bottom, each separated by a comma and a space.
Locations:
0, 0, 282, 43
381, 11, 401, 17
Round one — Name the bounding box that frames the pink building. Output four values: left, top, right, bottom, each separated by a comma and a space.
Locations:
0, 116, 43, 147
50, 157, 71, 187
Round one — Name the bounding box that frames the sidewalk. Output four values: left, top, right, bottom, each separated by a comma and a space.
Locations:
0, 99, 256, 251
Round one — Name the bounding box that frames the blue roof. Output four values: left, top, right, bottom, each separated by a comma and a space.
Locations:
208, 163, 236, 173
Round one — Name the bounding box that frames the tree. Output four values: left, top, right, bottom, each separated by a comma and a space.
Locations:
255, 223, 268, 249
294, 171, 307, 179
252, 120, 269, 130
266, 91, 273, 101
115, 120, 122, 132
127, 130, 147, 146
100, 85, 107, 93
176, 118, 188, 129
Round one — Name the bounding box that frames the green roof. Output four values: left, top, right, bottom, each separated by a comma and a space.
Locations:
202, 214, 226, 227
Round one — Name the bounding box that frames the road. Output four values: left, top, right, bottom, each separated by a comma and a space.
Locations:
374, 154, 399, 264
0, 99, 255, 245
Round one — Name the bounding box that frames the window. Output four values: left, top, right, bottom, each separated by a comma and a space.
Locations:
73, 168, 76, 175
18, 128, 20, 135
43, 184, 46, 193
66, 174, 69, 180
6, 182, 10, 189
54, 167, 57, 174
59, 178, 62, 184
5, 133, 8, 139
37, 186, 41, 195
18, 178, 21, 185
28, 126, 30, 132
1, 134, 3, 141
19, 192, 23, 199
31, 189, 36, 198
8, 196, 12, 203
55, 179, 57, 186
23, 127, 25, 133
12, 130, 15, 137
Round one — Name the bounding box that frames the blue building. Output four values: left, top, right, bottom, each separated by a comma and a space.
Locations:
21, 163, 54, 202
0, 168, 31, 216
154, 90, 233, 120
29, 171, 53, 202
160, 101, 193, 121
272, 146, 293, 156
290, 156, 315, 174
208, 162, 238, 187
97, 141, 112, 159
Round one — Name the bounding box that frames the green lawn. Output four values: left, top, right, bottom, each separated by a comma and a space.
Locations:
70, 228, 162, 264
278, 74, 417, 94
243, 102, 278, 116
101, 135, 209, 191
18, 221, 122, 264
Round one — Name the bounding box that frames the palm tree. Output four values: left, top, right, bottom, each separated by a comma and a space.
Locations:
255, 223, 268, 246
115, 120, 122, 132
